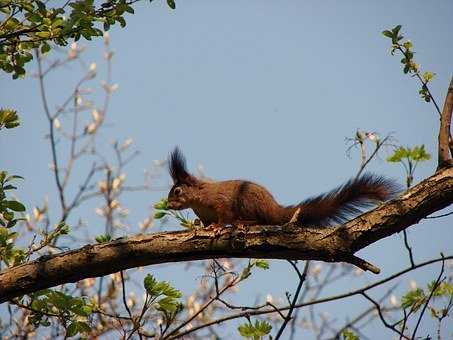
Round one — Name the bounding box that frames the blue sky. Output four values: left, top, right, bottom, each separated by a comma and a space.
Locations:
1, 0, 452, 338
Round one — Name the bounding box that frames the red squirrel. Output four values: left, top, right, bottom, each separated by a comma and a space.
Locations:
166, 147, 398, 228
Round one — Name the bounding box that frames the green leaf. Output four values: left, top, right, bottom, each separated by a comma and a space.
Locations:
423, 71, 435, 83
153, 198, 168, 210
66, 322, 79, 337
410, 145, 431, 162
253, 259, 269, 270
5, 175, 24, 182
238, 322, 256, 338
428, 281, 453, 298
95, 234, 112, 243
392, 25, 402, 36
401, 288, 425, 311
41, 42, 51, 54
238, 320, 272, 339
6, 219, 17, 228
253, 320, 272, 336
7, 200, 26, 212
71, 303, 92, 316
387, 146, 409, 163
382, 30, 393, 39
154, 211, 167, 219
167, 0, 176, 9
0, 108, 20, 129
117, 16, 126, 28
342, 328, 359, 340
75, 321, 91, 334
157, 296, 179, 312
3, 211, 13, 221
144, 274, 157, 294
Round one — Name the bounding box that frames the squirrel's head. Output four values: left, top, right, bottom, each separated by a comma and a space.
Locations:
167, 147, 200, 210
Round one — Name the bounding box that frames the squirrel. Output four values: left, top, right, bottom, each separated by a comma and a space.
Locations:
166, 147, 399, 228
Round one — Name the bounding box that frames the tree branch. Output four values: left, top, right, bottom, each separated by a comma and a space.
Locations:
438, 76, 453, 169
0, 167, 452, 303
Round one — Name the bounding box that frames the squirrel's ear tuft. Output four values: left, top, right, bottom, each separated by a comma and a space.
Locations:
169, 147, 196, 184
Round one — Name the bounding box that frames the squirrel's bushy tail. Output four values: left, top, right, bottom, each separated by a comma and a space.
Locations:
297, 173, 399, 226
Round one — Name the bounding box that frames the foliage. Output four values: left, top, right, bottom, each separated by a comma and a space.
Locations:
401, 287, 426, 312
0, 171, 25, 228
0, 0, 176, 79
0, 113, 26, 267
0, 108, 20, 129
238, 320, 272, 340
26, 289, 92, 337
153, 198, 197, 229
342, 329, 359, 340
239, 259, 270, 280
95, 234, 112, 243
382, 25, 436, 103
387, 145, 431, 188
143, 274, 184, 329
400, 279, 453, 319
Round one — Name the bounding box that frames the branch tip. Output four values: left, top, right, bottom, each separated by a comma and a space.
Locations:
344, 254, 381, 274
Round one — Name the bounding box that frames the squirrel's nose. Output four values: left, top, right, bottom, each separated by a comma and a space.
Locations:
167, 201, 178, 209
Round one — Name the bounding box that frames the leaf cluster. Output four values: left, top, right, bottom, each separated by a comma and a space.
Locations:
0, 172, 27, 266
240, 259, 270, 280
387, 145, 431, 188
27, 289, 93, 337
153, 198, 196, 229
387, 145, 431, 163
0, 0, 176, 78
0, 171, 25, 229
143, 273, 183, 315
95, 234, 112, 243
401, 280, 453, 316
0, 108, 20, 129
238, 320, 272, 340
382, 25, 436, 102
341, 329, 359, 340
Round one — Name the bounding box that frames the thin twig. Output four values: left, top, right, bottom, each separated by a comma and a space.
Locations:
120, 271, 134, 321
274, 261, 310, 339
356, 135, 392, 178
36, 49, 67, 216
331, 284, 398, 339
402, 230, 415, 267
411, 255, 445, 339
168, 255, 451, 339
361, 292, 409, 339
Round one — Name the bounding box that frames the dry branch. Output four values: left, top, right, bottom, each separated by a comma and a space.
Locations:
0, 167, 452, 303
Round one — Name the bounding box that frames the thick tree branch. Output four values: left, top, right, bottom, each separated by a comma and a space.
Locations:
0, 167, 452, 303
438, 76, 453, 169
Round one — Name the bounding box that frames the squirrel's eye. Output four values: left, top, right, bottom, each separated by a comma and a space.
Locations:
174, 187, 182, 196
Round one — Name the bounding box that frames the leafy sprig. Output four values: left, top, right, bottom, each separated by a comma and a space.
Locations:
238, 319, 272, 340
383, 25, 437, 104
153, 198, 196, 229
387, 145, 431, 188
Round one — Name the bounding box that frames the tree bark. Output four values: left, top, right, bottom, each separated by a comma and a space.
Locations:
0, 167, 452, 303
438, 77, 453, 169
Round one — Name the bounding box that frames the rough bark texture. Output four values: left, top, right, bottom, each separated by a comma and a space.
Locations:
438, 77, 453, 169
0, 167, 452, 303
